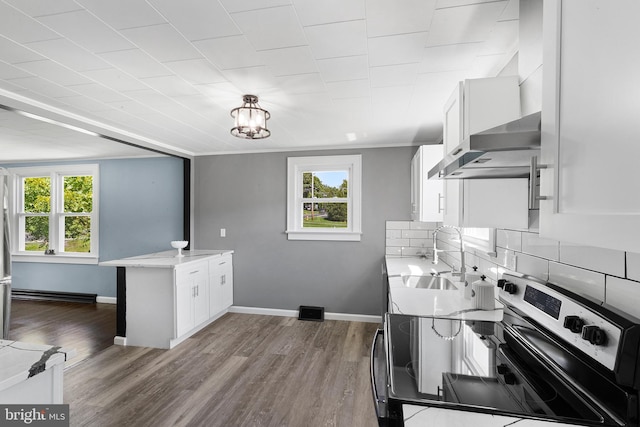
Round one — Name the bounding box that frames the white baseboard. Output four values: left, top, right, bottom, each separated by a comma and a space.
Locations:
96, 296, 117, 304
229, 306, 381, 323
113, 336, 126, 346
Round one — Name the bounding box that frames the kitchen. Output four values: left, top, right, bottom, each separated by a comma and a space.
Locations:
1, 0, 640, 426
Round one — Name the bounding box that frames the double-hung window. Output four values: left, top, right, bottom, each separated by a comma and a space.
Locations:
10, 164, 99, 264
286, 155, 362, 241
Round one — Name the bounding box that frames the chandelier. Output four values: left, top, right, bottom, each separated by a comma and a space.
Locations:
230, 94, 271, 139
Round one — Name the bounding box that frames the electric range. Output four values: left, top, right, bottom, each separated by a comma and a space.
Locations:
371, 272, 640, 426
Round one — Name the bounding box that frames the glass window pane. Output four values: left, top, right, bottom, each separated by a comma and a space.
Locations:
302, 202, 348, 228
24, 177, 50, 213
64, 176, 93, 213
64, 216, 91, 253
302, 171, 348, 199
25, 216, 49, 251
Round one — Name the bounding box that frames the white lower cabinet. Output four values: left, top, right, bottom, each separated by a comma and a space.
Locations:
209, 253, 234, 317
124, 252, 234, 349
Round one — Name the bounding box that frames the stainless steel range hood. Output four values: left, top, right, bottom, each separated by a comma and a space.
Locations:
428, 111, 541, 179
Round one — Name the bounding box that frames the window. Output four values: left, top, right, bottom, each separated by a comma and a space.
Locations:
10, 164, 99, 264
286, 155, 362, 241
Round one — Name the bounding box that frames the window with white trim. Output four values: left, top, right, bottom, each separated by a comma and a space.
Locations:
286, 155, 362, 241
10, 164, 99, 264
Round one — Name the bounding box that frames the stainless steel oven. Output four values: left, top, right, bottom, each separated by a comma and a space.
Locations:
371, 273, 640, 426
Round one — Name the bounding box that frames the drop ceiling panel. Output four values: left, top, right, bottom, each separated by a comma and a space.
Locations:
7, 76, 78, 98
3, 0, 82, 17
161, 59, 226, 85
365, 0, 437, 37
120, 24, 202, 63
0, 3, 58, 44
426, 1, 509, 46
15, 60, 91, 87
98, 49, 172, 79
232, 6, 307, 51
36, 10, 134, 53
81, 68, 149, 92
24, 38, 111, 72
293, 0, 365, 26
76, 0, 167, 30
260, 46, 318, 77
368, 32, 428, 67
0, 62, 32, 80
419, 43, 483, 73
370, 63, 419, 88
65, 82, 130, 103
316, 56, 369, 82
0, 36, 45, 64
305, 21, 367, 60
194, 36, 263, 70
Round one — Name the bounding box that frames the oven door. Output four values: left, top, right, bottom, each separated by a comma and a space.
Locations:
370, 326, 405, 427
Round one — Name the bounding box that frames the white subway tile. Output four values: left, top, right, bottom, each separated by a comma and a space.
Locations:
559, 242, 625, 277
495, 248, 517, 270
386, 229, 402, 239
496, 230, 522, 251
522, 232, 559, 261
402, 229, 429, 239
516, 253, 549, 281
410, 221, 439, 230
386, 247, 402, 256
386, 238, 410, 247
402, 247, 425, 257
386, 221, 409, 230
409, 238, 432, 249
606, 276, 640, 319
627, 252, 640, 282
478, 257, 498, 282
549, 262, 605, 303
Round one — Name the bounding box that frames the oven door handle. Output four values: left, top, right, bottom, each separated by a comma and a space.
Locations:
370, 327, 386, 419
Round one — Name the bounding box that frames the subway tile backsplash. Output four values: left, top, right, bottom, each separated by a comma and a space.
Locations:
385, 220, 640, 319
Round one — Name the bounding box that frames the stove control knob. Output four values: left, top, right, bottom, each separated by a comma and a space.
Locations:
582, 325, 608, 346
503, 372, 517, 385
563, 315, 585, 333
503, 282, 518, 294
497, 279, 507, 289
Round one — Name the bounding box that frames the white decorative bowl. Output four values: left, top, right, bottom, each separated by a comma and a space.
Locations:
171, 240, 188, 257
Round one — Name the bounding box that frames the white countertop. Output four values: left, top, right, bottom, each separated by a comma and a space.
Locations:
99, 249, 233, 268
0, 340, 75, 393
385, 256, 503, 321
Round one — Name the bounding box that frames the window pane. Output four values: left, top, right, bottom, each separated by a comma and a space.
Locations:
302, 171, 348, 198
25, 216, 49, 251
64, 176, 93, 213
64, 216, 91, 253
302, 202, 348, 228
24, 177, 50, 213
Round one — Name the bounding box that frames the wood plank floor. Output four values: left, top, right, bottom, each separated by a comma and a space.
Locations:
10, 301, 380, 426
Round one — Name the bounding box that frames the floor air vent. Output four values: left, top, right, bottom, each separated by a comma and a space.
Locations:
298, 305, 324, 322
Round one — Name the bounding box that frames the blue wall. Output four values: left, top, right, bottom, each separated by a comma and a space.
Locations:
6, 156, 184, 298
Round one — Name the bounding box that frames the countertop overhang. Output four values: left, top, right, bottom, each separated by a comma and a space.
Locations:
99, 249, 234, 268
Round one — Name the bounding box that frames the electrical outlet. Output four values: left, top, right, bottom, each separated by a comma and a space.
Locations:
220, 228, 226, 237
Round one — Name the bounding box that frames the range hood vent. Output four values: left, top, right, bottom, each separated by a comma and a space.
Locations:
428, 112, 541, 179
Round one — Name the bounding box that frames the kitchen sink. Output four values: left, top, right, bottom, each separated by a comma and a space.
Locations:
401, 275, 458, 290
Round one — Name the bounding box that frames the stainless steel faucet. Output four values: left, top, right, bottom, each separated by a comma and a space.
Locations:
432, 225, 466, 282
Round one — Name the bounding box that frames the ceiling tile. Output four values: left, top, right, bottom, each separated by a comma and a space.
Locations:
5, 76, 78, 98
325, 79, 369, 100
0, 36, 45, 64
368, 32, 428, 67
365, 0, 437, 37
0, 62, 33, 80
305, 21, 367, 60
0, 2, 59, 43
162, 59, 226, 85
139, 75, 201, 97
293, 0, 365, 26
259, 46, 317, 77
222, 66, 277, 93
64, 82, 130, 103
147, 0, 241, 41
419, 42, 483, 73
24, 38, 111, 71
436, 0, 501, 7
218, 0, 291, 14
98, 49, 172, 79
14, 59, 92, 86
500, 0, 519, 21
3, 0, 82, 17
81, 68, 149, 92
316, 55, 368, 82
36, 10, 134, 53
370, 63, 419, 88
194, 36, 263, 70
231, 6, 306, 51
57, 95, 115, 113
121, 24, 202, 63
426, 1, 509, 46
479, 19, 518, 55
274, 73, 325, 95
76, 0, 167, 30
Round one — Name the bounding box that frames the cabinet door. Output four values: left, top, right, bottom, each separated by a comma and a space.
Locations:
410, 151, 420, 220
192, 269, 209, 326
209, 255, 233, 316
220, 257, 233, 309
411, 146, 444, 222
443, 83, 463, 158
540, 0, 640, 252
443, 179, 462, 227
175, 277, 193, 338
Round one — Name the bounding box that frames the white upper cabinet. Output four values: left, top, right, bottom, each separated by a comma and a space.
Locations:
411, 145, 444, 222
540, 0, 640, 253
443, 77, 521, 159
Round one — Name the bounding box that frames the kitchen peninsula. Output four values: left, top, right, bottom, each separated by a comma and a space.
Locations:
100, 249, 233, 349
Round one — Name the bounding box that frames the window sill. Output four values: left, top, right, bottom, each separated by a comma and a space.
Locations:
12, 254, 99, 265
286, 230, 362, 242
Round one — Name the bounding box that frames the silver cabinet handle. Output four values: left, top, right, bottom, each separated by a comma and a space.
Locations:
529, 156, 549, 208
438, 192, 444, 213
189, 270, 199, 275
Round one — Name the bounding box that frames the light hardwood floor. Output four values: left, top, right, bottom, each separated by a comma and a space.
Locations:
12, 301, 380, 427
